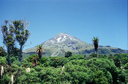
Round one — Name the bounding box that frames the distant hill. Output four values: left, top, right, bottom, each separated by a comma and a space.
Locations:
23, 33, 127, 57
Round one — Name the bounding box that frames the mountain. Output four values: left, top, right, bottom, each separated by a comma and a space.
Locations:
23, 33, 127, 57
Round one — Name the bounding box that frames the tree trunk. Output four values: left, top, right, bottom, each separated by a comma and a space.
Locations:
19, 45, 23, 64
96, 50, 98, 58
95, 50, 97, 58
7, 48, 11, 66
39, 50, 42, 59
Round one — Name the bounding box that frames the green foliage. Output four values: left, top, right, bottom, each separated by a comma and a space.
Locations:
98, 48, 111, 54
39, 57, 47, 64
94, 70, 108, 84
12, 47, 19, 57
26, 54, 39, 67
0, 46, 7, 57
13, 20, 30, 64
124, 70, 128, 83
22, 60, 33, 68
1, 75, 10, 84
89, 53, 96, 57
119, 53, 128, 65
99, 54, 107, 58
0, 53, 128, 84
1, 20, 15, 65
10, 56, 17, 63
124, 63, 128, 69
108, 53, 128, 69
38, 45, 42, 49
0, 57, 7, 66
11, 64, 22, 72
64, 63, 94, 84
49, 57, 69, 68
65, 51, 72, 58
13, 60, 21, 66
92, 37, 99, 51
39, 57, 49, 67
26, 54, 39, 62
39, 67, 61, 83
68, 54, 84, 60
34, 66, 43, 72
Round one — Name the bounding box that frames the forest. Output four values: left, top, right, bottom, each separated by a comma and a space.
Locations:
0, 20, 128, 84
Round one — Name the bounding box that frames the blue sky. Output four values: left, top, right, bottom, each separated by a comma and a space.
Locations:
0, 0, 127, 50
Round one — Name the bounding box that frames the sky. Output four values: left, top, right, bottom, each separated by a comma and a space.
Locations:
0, 0, 127, 50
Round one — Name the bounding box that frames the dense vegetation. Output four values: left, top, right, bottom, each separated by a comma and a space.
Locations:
0, 52, 128, 84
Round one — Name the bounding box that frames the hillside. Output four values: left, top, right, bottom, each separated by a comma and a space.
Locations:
23, 33, 127, 57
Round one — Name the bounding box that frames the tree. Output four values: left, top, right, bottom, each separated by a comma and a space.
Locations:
0, 46, 7, 57
13, 20, 30, 64
36, 45, 43, 59
1, 20, 15, 65
12, 47, 19, 58
65, 51, 72, 58
92, 37, 99, 58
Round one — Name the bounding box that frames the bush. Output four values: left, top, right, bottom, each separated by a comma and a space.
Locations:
26, 54, 39, 62
10, 56, 17, 63
65, 51, 72, 58
13, 60, 21, 66
26, 54, 39, 67
0, 57, 7, 66
1, 53, 128, 84
39, 67, 61, 83
89, 53, 96, 57
49, 57, 69, 68
1, 75, 10, 84
22, 60, 33, 68
94, 70, 108, 84
39, 57, 47, 64
68, 54, 84, 61
124, 63, 128, 69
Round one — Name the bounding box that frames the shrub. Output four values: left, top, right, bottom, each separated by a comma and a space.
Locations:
13, 60, 21, 66
26, 54, 39, 62
0, 57, 7, 66
22, 60, 33, 68
65, 51, 72, 58
26, 54, 39, 67
10, 56, 17, 63
94, 70, 108, 84
1, 75, 10, 84
39, 57, 47, 64
49, 57, 69, 68
124, 63, 128, 69
68, 54, 84, 61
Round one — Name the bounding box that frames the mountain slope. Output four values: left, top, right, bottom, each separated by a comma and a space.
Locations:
23, 33, 127, 57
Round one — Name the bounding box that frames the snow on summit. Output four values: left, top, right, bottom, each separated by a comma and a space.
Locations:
57, 37, 62, 42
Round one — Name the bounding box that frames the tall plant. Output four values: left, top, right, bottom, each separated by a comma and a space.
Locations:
1, 20, 15, 65
36, 45, 43, 59
92, 37, 99, 58
13, 20, 30, 64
